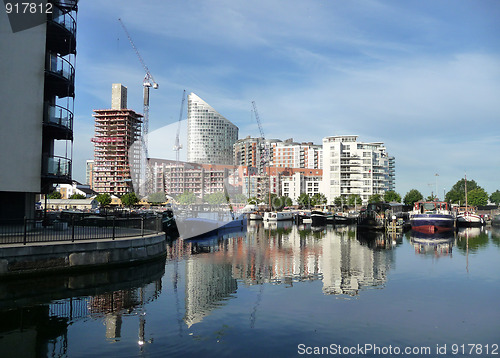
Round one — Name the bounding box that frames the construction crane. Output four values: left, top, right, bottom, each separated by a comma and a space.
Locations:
118, 18, 158, 196
251, 101, 270, 204
174, 90, 186, 163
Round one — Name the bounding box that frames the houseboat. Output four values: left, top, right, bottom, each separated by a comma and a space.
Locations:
410, 201, 456, 234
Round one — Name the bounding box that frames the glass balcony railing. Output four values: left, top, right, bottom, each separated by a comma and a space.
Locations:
44, 102, 73, 131
42, 155, 71, 179
47, 53, 75, 82
49, 4, 77, 36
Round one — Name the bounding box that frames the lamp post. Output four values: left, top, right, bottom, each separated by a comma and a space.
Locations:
435, 173, 439, 200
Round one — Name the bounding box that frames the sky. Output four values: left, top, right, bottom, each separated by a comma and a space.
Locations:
72, 0, 500, 199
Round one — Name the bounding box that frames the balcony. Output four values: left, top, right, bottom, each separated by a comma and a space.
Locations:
45, 53, 75, 98
42, 155, 71, 182
43, 102, 73, 140
46, 4, 77, 56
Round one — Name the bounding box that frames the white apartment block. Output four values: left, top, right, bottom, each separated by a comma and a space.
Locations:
321, 135, 394, 205
272, 139, 323, 169
187, 93, 238, 165
281, 172, 322, 201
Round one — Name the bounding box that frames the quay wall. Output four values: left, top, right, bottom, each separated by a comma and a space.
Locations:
0, 234, 166, 277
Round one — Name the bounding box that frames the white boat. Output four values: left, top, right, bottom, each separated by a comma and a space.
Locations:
263, 211, 294, 221
249, 211, 263, 220
457, 211, 484, 226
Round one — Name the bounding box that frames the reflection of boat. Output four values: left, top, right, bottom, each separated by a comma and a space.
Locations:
410, 231, 454, 257
457, 226, 482, 239
491, 214, 500, 227
263, 211, 294, 221
263, 219, 293, 231
410, 201, 456, 234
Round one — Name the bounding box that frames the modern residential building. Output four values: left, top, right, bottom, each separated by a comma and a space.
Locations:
233, 136, 281, 172
272, 139, 323, 169
57, 181, 96, 199
321, 135, 394, 205
281, 172, 323, 200
187, 93, 238, 165
0, 1, 78, 220
149, 158, 245, 200
92, 84, 142, 196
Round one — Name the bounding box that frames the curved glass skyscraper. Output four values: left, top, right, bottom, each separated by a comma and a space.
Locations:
187, 93, 238, 165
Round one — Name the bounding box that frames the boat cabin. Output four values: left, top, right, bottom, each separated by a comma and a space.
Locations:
413, 201, 449, 214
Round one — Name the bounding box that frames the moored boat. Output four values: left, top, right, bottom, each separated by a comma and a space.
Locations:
249, 211, 263, 220
263, 211, 294, 221
456, 210, 484, 227
311, 210, 327, 226
410, 201, 456, 234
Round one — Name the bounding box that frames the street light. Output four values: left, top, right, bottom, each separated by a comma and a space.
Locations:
435, 173, 439, 200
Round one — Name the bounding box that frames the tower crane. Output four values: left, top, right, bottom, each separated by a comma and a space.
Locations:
118, 18, 158, 196
174, 90, 186, 163
251, 101, 270, 204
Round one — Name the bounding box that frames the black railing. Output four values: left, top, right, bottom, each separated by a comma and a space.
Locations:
0, 216, 163, 245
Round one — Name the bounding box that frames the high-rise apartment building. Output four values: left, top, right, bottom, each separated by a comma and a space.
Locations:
187, 93, 238, 165
86, 160, 94, 188
321, 135, 394, 205
0, 1, 78, 219
92, 84, 142, 195
272, 139, 323, 169
233, 136, 281, 171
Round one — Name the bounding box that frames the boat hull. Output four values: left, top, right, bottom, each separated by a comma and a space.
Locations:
263, 211, 294, 221
410, 214, 455, 234
456, 213, 484, 226
177, 215, 247, 240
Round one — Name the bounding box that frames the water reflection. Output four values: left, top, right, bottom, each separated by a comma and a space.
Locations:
409, 231, 455, 258
175, 223, 399, 328
0, 258, 165, 357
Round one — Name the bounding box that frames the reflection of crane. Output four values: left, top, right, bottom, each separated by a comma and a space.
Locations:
118, 18, 158, 196
174, 90, 186, 163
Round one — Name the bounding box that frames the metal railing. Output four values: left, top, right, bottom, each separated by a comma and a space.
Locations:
0, 216, 163, 245
42, 154, 72, 179
44, 102, 73, 131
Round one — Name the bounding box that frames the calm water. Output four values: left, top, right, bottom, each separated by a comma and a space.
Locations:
1, 223, 500, 357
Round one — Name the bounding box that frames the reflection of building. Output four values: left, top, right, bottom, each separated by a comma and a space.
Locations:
0, 1, 78, 220
187, 93, 238, 165
184, 258, 237, 327
92, 84, 143, 195
321, 231, 394, 295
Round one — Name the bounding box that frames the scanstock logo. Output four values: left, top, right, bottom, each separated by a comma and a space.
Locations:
4, 1, 53, 33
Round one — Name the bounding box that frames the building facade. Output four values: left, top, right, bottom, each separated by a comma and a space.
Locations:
272, 139, 323, 169
92, 84, 142, 196
0, 1, 78, 220
321, 135, 394, 205
187, 93, 238, 165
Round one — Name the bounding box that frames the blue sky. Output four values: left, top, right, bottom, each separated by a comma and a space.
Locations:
73, 0, 500, 198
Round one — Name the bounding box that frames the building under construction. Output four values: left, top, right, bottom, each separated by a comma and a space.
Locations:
92, 84, 142, 196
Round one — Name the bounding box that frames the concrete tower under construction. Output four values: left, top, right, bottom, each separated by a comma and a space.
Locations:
92, 84, 142, 195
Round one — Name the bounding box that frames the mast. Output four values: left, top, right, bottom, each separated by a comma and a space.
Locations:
465, 173, 468, 212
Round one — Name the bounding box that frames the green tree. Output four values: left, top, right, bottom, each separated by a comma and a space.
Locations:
384, 190, 401, 203
121, 192, 140, 207
368, 194, 383, 203
467, 188, 488, 206
489, 190, 500, 205
205, 191, 227, 205
177, 191, 196, 205
404, 189, 423, 206
234, 193, 247, 204
48, 191, 61, 199
96, 193, 111, 207
445, 178, 482, 204
311, 193, 327, 206
148, 191, 166, 203
282, 196, 293, 207
347, 194, 362, 207
297, 193, 312, 208
248, 196, 259, 205
333, 196, 343, 208
69, 193, 86, 199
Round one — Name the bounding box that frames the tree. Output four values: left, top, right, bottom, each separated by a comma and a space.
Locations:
297, 193, 312, 208
333, 196, 343, 208
205, 191, 227, 205
48, 191, 61, 199
69, 193, 86, 199
121, 192, 139, 207
234, 193, 247, 204
177, 191, 196, 205
282, 196, 293, 207
368, 194, 383, 203
467, 188, 488, 207
311, 193, 327, 206
445, 178, 482, 205
404, 189, 423, 206
248, 196, 259, 205
148, 191, 166, 204
347, 194, 362, 207
384, 190, 401, 203
96, 193, 111, 207
490, 190, 500, 205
